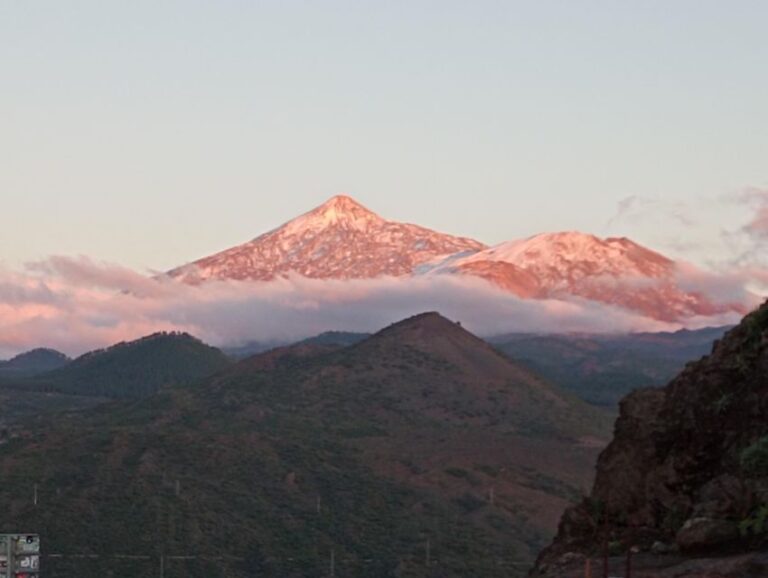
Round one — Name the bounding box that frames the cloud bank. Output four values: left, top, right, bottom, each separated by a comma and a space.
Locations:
0, 256, 747, 358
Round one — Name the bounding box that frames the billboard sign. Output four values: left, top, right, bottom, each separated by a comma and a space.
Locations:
0, 535, 40, 578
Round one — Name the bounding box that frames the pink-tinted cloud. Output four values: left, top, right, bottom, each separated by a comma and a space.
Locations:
673, 261, 761, 307
0, 256, 746, 359
606, 195, 696, 229
737, 188, 768, 241
715, 187, 768, 292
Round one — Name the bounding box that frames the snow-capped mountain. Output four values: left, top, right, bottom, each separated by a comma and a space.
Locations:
169, 195, 746, 322
461, 232, 674, 284
168, 195, 487, 282
429, 232, 743, 321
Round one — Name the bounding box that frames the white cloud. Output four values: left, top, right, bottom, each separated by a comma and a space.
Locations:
1, 256, 744, 358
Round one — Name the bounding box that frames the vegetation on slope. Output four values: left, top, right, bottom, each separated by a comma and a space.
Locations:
0, 348, 70, 377
27, 332, 232, 398
0, 314, 611, 577
491, 326, 729, 407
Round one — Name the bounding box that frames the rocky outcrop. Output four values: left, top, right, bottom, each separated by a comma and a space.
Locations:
531, 301, 768, 576
535, 551, 768, 578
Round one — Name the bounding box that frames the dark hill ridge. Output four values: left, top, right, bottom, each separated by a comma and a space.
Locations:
296, 330, 369, 348
28, 331, 232, 398
531, 302, 768, 577
344, 312, 574, 414
491, 325, 731, 407
223, 325, 728, 407
0, 313, 610, 577
0, 348, 70, 376
220, 312, 602, 437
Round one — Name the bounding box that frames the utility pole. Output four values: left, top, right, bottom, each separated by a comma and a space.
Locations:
330, 549, 335, 577
159, 554, 165, 578
425, 539, 431, 567
316, 496, 322, 515
34, 484, 38, 506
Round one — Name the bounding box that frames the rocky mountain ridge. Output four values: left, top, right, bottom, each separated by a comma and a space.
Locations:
530, 301, 768, 577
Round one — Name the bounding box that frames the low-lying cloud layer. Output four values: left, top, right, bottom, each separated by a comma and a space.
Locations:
0, 256, 747, 359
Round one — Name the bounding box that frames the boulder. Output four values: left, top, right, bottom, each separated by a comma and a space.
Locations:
675, 517, 739, 552
650, 540, 679, 555
692, 474, 751, 519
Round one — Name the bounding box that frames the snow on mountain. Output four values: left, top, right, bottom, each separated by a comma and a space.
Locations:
168, 195, 487, 282
168, 196, 746, 323
431, 232, 743, 321
460, 232, 673, 285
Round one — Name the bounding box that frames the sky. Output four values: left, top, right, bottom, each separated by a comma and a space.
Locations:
1, 1, 768, 356
2, 0, 767, 273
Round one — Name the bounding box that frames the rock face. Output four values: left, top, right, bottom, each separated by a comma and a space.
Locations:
675, 517, 740, 551
530, 301, 768, 576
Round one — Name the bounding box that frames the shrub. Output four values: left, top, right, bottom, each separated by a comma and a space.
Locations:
585, 497, 605, 524
741, 436, 768, 477
740, 505, 768, 537
445, 467, 469, 479
454, 492, 486, 514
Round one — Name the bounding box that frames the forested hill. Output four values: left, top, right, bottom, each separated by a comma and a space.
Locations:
27, 332, 232, 398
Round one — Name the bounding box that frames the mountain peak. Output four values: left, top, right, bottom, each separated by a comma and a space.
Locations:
378, 311, 457, 334
514, 230, 653, 253
370, 311, 492, 351
284, 194, 384, 234
459, 229, 675, 280
423, 230, 743, 321
169, 196, 485, 282
319, 194, 366, 210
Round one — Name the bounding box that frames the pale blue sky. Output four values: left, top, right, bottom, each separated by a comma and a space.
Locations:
1, 1, 766, 271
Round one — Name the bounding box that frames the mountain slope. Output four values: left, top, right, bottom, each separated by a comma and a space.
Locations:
530, 301, 768, 577
429, 232, 744, 322
491, 326, 731, 407
296, 330, 370, 348
0, 313, 611, 577
252, 312, 606, 436
28, 332, 232, 398
0, 348, 70, 377
169, 195, 486, 283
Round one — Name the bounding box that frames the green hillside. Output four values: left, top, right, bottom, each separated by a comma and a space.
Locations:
491, 326, 728, 406
0, 314, 611, 577
27, 332, 232, 398
0, 348, 70, 377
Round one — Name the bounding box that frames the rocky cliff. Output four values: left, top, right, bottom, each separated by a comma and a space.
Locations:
531, 301, 768, 577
